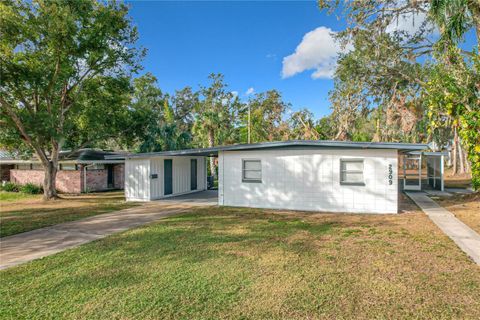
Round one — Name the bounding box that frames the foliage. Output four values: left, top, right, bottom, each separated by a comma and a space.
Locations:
1, 182, 19, 192
425, 48, 480, 189
0, 0, 144, 199
20, 183, 43, 194
239, 90, 290, 143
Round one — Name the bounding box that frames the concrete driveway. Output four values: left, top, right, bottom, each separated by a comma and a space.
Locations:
0, 199, 215, 270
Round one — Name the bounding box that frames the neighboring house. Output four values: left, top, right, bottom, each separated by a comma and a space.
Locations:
0, 149, 126, 193
107, 140, 445, 214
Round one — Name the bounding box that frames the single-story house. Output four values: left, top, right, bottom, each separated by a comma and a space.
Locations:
107, 140, 445, 214
0, 149, 126, 193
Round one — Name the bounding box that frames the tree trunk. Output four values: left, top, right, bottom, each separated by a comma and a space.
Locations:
43, 160, 58, 200
207, 129, 216, 179
452, 126, 458, 175
458, 138, 466, 174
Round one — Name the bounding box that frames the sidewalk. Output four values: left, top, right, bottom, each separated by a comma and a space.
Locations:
406, 191, 480, 265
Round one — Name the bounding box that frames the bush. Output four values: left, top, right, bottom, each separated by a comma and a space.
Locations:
1, 182, 19, 192
20, 183, 43, 194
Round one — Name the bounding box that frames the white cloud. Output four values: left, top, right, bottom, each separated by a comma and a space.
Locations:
282, 27, 348, 80
245, 87, 255, 95
386, 11, 429, 35
231, 91, 238, 97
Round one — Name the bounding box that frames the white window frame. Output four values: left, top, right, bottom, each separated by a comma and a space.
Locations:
242, 159, 262, 183
340, 159, 365, 186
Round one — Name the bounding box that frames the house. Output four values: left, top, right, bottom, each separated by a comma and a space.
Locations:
107, 140, 445, 214
0, 149, 126, 193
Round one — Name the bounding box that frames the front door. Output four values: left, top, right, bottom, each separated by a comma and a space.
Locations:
164, 159, 173, 195
107, 165, 114, 188
191, 159, 197, 190
403, 155, 422, 191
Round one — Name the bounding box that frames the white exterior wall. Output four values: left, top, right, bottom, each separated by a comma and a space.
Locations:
125, 156, 206, 201
218, 148, 398, 214
149, 156, 206, 200
125, 158, 150, 201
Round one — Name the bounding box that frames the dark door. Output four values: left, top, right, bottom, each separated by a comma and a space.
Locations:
164, 159, 173, 195
190, 159, 197, 190
107, 165, 114, 188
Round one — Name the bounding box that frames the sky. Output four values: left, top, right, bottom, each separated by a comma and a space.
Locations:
127, 1, 476, 118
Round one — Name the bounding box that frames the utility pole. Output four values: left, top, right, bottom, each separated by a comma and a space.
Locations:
247, 102, 251, 144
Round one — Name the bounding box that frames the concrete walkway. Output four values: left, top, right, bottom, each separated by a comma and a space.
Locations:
0, 201, 214, 270
406, 192, 480, 265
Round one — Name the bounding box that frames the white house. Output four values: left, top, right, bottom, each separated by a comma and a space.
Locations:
108, 140, 443, 214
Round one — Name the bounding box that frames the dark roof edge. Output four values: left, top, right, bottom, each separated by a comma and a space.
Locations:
106, 140, 429, 159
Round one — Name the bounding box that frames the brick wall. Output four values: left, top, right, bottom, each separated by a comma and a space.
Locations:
114, 164, 124, 189
85, 169, 108, 192
10, 169, 82, 193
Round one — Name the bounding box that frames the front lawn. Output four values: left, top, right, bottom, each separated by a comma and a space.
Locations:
1, 204, 479, 319
0, 191, 137, 237
435, 193, 480, 234
0, 191, 41, 202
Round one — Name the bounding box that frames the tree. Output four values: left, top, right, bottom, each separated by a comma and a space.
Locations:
430, 0, 480, 45
239, 90, 290, 143
0, 0, 143, 199
288, 108, 319, 140
192, 74, 239, 177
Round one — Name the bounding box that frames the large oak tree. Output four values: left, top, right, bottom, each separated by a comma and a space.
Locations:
0, 0, 144, 199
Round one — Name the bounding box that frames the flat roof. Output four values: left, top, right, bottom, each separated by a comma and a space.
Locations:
106, 140, 429, 159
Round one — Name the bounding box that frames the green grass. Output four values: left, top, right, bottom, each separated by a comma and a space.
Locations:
0, 191, 40, 202
0, 191, 137, 237
1, 206, 479, 319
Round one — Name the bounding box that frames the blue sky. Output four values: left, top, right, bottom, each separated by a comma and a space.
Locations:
127, 1, 476, 118
128, 1, 344, 117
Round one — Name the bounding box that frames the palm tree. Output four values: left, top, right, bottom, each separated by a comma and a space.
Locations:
430, 0, 480, 45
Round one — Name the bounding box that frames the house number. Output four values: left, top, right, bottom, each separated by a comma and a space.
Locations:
388, 164, 393, 185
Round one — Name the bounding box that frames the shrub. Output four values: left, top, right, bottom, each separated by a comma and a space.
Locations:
20, 183, 43, 194
1, 182, 19, 192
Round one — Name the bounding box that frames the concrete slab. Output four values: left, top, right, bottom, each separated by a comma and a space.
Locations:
156, 190, 218, 206
406, 191, 480, 265
0, 201, 215, 270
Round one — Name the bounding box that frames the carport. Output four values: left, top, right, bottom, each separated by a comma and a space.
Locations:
107, 147, 219, 202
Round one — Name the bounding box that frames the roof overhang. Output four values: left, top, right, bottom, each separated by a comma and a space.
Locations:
106, 140, 429, 160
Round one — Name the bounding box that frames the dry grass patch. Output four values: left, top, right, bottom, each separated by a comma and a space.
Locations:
435, 193, 480, 234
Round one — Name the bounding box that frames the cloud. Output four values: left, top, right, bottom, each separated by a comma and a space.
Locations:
266, 53, 277, 60
282, 27, 348, 79
245, 87, 255, 95
231, 91, 238, 97
386, 10, 429, 35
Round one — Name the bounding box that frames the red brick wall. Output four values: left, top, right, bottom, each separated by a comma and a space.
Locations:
85, 169, 108, 192
114, 164, 124, 189
10, 169, 82, 193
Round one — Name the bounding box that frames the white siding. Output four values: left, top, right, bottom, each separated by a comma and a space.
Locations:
125, 156, 206, 200
219, 149, 398, 214
125, 158, 150, 201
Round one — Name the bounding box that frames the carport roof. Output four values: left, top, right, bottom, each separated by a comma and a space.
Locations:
106, 140, 429, 159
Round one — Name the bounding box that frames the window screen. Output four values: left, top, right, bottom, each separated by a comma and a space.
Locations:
31, 163, 43, 170
60, 163, 77, 171
340, 159, 365, 185
242, 159, 262, 182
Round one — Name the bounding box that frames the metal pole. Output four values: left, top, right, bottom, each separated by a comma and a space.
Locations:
247, 103, 251, 144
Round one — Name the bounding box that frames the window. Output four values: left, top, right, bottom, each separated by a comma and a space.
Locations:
87, 164, 105, 170
60, 163, 77, 171
16, 164, 31, 170
31, 163, 43, 170
242, 159, 262, 183
340, 159, 365, 185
